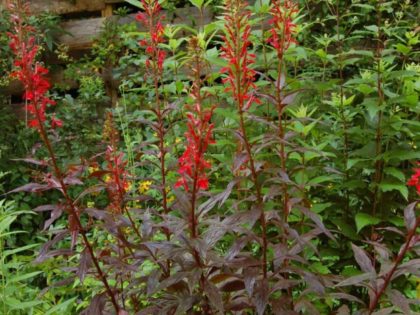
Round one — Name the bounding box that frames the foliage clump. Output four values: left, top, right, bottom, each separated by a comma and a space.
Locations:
1, 0, 420, 314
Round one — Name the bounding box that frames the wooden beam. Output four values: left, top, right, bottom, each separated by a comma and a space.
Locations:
102, 4, 114, 17
58, 7, 213, 50
59, 16, 105, 50
0, 0, 112, 15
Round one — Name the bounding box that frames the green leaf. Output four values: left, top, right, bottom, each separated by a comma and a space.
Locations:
204, 47, 225, 67
310, 262, 330, 275
384, 167, 405, 182
355, 213, 381, 233
346, 158, 366, 170
334, 218, 359, 240
124, 0, 142, 8
364, 25, 378, 33
308, 175, 335, 186
9, 271, 43, 283
379, 181, 408, 200
8, 300, 43, 310
3, 244, 39, 258
45, 297, 77, 315
0, 216, 16, 234
395, 43, 411, 55
189, 0, 204, 8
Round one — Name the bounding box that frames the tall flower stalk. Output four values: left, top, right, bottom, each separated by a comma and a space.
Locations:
176, 37, 215, 239
8, 2, 120, 312
267, 0, 298, 222
221, 0, 267, 278
136, 0, 170, 217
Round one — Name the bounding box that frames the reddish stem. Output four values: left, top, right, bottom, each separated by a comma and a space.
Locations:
368, 216, 420, 313
34, 106, 120, 313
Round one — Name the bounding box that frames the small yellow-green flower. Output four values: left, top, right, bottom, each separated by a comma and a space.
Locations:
167, 195, 175, 204
124, 181, 133, 192
138, 180, 153, 194
104, 174, 112, 183
87, 201, 95, 208
88, 166, 99, 174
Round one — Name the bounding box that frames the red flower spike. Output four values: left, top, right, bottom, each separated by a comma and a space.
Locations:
267, 0, 298, 57
51, 115, 63, 128
220, 0, 260, 111
176, 38, 216, 192
407, 163, 420, 195
104, 145, 131, 214
8, 3, 62, 131
175, 108, 215, 192
136, 0, 167, 75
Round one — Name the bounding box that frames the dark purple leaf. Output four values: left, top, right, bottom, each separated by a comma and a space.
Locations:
329, 293, 364, 305
77, 248, 92, 283
147, 270, 160, 295
254, 279, 269, 315
156, 272, 188, 292
335, 272, 375, 287
243, 267, 258, 296
404, 202, 417, 231
351, 244, 375, 273
9, 183, 50, 194
225, 297, 251, 311
199, 178, 241, 218
85, 208, 110, 221
303, 271, 325, 295
220, 279, 245, 292
33, 204, 58, 212
294, 297, 320, 315
80, 293, 106, 315
75, 185, 105, 202
233, 152, 248, 173
297, 205, 334, 240
63, 176, 83, 186
388, 289, 410, 314
371, 307, 394, 315
36, 231, 68, 263
136, 306, 158, 315
43, 205, 64, 230
282, 92, 298, 105
336, 305, 350, 315
12, 158, 48, 166
204, 280, 224, 313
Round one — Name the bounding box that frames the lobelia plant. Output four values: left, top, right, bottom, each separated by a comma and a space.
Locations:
220, 0, 267, 279
7, 2, 121, 313
267, 0, 298, 223
175, 36, 216, 234
6, 0, 420, 313
334, 165, 420, 314
135, 0, 172, 235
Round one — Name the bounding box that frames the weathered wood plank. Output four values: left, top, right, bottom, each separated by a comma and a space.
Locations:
0, 0, 122, 15
59, 7, 213, 50
59, 17, 105, 50
1, 6, 214, 96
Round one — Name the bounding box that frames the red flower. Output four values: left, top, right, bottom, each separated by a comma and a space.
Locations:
51, 115, 63, 128
408, 163, 420, 195
104, 145, 131, 214
267, 0, 298, 57
8, 2, 61, 131
220, 0, 260, 111
136, 0, 166, 74
176, 107, 215, 192
176, 81, 215, 192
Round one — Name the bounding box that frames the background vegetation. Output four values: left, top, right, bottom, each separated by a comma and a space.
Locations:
0, 0, 419, 314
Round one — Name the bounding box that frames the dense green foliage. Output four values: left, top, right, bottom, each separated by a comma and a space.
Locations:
0, 0, 419, 314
